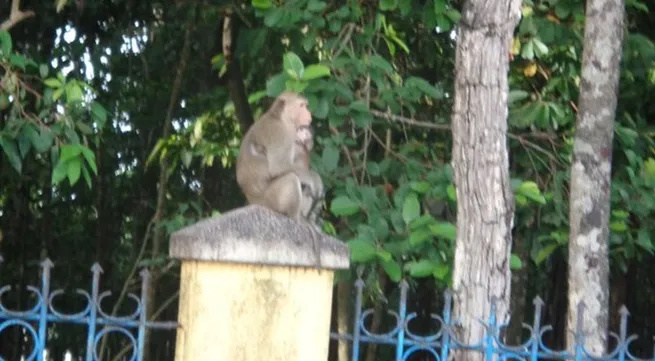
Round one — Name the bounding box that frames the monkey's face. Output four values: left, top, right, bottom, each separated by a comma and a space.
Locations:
287, 97, 312, 127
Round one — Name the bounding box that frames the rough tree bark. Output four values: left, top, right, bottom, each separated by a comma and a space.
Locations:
450, 0, 521, 359
566, 0, 624, 355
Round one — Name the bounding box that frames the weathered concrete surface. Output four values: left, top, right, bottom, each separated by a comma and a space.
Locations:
169, 204, 350, 270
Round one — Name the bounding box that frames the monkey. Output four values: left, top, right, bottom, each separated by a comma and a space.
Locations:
245, 118, 324, 222
236, 91, 325, 223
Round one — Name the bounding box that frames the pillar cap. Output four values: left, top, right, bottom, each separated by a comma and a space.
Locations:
169, 205, 350, 270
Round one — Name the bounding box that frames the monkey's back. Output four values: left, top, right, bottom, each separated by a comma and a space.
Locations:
235, 114, 295, 201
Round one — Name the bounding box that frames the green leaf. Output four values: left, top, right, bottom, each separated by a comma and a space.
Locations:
428, 222, 456, 241
285, 79, 308, 93
516, 180, 546, 204
347, 238, 377, 262
446, 184, 456, 201
368, 55, 394, 73
81, 146, 98, 175
402, 192, 420, 224
534, 243, 558, 265
307, 0, 327, 12
521, 40, 534, 59
283, 52, 305, 79
381, 259, 402, 282
380, 0, 397, 10
81, 163, 92, 189
91, 102, 108, 128
301, 64, 330, 80
408, 228, 432, 247
532, 38, 549, 58
59, 144, 82, 163
508, 90, 530, 104
406, 77, 443, 99
252, 0, 273, 9
609, 221, 628, 233
10, 54, 27, 70
321, 144, 340, 171
66, 83, 84, 102
433, 264, 449, 280
445, 9, 461, 23
410, 181, 430, 194
0, 135, 22, 173
29, 128, 54, 153
264, 9, 285, 27
313, 97, 329, 119
0, 31, 12, 56
349, 100, 368, 112
330, 196, 360, 216
51, 161, 68, 184
76, 121, 93, 135
67, 158, 82, 185
266, 73, 287, 97
510, 254, 523, 270
44, 78, 63, 88
398, 0, 411, 16
405, 260, 437, 278
17, 131, 31, 158
408, 214, 437, 230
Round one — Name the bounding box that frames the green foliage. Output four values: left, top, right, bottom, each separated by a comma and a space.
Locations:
0, 30, 108, 188
4, 0, 655, 323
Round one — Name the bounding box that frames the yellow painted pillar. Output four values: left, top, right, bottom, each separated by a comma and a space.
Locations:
169, 205, 350, 361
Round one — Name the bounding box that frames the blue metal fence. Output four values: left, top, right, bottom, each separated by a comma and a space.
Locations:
2, 257, 653, 361
0, 256, 178, 361
329, 275, 655, 361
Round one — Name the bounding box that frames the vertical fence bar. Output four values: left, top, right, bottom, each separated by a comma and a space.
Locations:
351, 275, 364, 361
137, 269, 150, 361
395, 281, 408, 361
440, 290, 452, 361
85, 264, 102, 361
37, 260, 53, 361
484, 298, 497, 361
617, 306, 629, 361
574, 302, 586, 361
530, 297, 544, 361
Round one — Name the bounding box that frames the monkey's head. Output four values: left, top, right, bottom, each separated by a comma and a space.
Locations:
275, 91, 312, 127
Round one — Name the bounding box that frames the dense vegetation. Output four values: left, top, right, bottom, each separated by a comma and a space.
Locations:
1, 0, 655, 360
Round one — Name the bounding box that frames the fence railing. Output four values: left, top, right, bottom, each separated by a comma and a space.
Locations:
2, 257, 653, 361
0, 256, 178, 361
329, 274, 654, 361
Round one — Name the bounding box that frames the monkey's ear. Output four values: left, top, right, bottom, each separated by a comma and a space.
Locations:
269, 98, 287, 118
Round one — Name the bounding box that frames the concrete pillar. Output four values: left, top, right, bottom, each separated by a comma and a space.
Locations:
169, 205, 350, 361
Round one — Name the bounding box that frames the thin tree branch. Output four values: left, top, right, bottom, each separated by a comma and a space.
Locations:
0, 0, 35, 31
370, 108, 560, 161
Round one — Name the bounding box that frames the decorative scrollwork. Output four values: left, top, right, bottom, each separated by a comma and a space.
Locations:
93, 326, 138, 361
0, 258, 179, 361
331, 274, 655, 361
0, 319, 38, 361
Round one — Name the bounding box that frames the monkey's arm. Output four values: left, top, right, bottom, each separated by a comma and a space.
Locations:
260, 126, 297, 179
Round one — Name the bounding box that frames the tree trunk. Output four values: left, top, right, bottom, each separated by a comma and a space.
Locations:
565, 0, 624, 355
450, 0, 521, 359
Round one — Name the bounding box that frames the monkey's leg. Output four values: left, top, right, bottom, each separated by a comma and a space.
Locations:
295, 170, 325, 267
259, 172, 304, 219
296, 170, 324, 222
